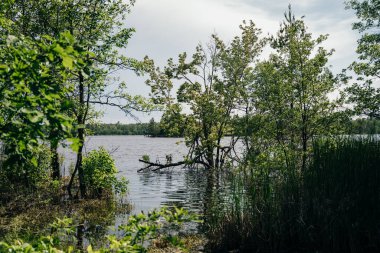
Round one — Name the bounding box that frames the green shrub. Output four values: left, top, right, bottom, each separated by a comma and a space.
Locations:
0, 207, 200, 252
0, 143, 52, 192
83, 147, 127, 198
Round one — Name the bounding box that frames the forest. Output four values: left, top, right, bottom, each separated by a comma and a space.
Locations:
87, 118, 380, 136
0, 0, 379, 252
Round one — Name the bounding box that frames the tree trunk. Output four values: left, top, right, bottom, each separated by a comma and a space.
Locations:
76, 71, 87, 198
67, 71, 87, 198
51, 144, 60, 180
76, 128, 86, 198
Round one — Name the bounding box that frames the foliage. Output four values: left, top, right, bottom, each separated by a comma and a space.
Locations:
250, 7, 341, 171
86, 120, 180, 137
141, 155, 150, 163
345, 0, 380, 118
206, 137, 380, 252
0, 207, 200, 253
0, 23, 86, 186
348, 118, 380, 133
146, 21, 264, 169
204, 8, 365, 252
158, 105, 186, 137
0, 217, 75, 253
4, 0, 153, 198
0, 194, 129, 248
87, 122, 149, 136
0, 144, 53, 191
83, 147, 128, 198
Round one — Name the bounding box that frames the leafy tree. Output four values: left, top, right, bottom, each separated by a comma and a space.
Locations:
5, 0, 152, 198
345, 0, 380, 118
0, 13, 86, 187
146, 118, 161, 137
159, 104, 185, 137
146, 21, 263, 171
251, 7, 340, 171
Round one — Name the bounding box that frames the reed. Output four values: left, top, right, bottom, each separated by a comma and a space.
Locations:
304, 137, 380, 252
206, 136, 380, 252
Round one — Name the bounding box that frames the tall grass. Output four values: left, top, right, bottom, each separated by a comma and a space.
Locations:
304, 137, 380, 252
206, 137, 380, 252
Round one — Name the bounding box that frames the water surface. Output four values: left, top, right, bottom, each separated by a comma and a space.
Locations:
60, 135, 207, 214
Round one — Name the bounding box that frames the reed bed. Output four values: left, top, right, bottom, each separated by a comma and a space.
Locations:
206, 137, 380, 253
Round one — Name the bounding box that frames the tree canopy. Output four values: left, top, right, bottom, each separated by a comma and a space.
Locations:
345, 0, 380, 118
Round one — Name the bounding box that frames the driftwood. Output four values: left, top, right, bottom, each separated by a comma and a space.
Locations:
137, 137, 240, 172
138, 155, 210, 172
137, 159, 188, 172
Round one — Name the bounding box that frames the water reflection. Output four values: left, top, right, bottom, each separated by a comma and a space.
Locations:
60, 136, 208, 214
58, 135, 247, 242
58, 135, 239, 247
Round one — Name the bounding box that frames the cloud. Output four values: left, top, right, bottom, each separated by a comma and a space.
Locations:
101, 0, 359, 123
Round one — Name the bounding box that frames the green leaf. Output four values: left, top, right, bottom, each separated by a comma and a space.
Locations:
62, 55, 74, 69
68, 138, 81, 152
53, 44, 64, 54
30, 156, 38, 167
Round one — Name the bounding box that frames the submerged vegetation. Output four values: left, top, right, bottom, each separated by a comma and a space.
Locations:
1, 0, 379, 252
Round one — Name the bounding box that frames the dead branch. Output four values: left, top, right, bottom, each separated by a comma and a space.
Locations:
138, 157, 209, 172
137, 159, 188, 172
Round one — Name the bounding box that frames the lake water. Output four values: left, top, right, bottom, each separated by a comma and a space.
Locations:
60, 135, 208, 214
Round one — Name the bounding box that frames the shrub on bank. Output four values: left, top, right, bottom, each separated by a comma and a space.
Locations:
0, 144, 52, 195
0, 207, 200, 253
83, 147, 128, 198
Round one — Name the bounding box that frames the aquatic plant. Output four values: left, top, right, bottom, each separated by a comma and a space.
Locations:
206, 137, 380, 252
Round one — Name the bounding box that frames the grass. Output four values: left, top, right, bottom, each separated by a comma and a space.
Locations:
206, 137, 380, 252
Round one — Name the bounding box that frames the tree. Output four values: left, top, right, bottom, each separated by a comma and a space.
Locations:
0, 13, 86, 186
345, 0, 380, 118
251, 7, 339, 171
144, 21, 263, 173
146, 118, 160, 137
5, 0, 151, 198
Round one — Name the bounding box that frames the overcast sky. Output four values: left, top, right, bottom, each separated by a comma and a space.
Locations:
100, 0, 359, 123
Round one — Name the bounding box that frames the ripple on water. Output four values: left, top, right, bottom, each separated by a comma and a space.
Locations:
59, 135, 207, 214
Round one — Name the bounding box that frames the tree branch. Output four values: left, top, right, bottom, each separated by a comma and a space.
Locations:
137, 157, 209, 172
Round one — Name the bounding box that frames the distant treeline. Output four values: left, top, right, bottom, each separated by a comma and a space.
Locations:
87, 118, 179, 137
349, 118, 380, 134
88, 118, 380, 136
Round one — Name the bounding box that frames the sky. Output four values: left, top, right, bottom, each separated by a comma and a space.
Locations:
100, 0, 359, 123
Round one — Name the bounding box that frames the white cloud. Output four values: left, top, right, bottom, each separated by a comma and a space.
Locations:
102, 0, 359, 123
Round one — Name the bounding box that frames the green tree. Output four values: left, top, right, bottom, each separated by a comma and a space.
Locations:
146, 118, 160, 137
159, 104, 185, 137
251, 8, 340, 171
345, 0, 380, 118
5, 0, 152, 198
146, 21, 263, 171
0, 15, 86, 187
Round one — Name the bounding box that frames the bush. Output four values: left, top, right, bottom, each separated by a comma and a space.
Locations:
0, 143, 52, 192
0, 207, 200, 252
83, 147, 127, 198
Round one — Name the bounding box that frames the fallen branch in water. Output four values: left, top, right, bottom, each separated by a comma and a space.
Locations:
138, 156, 209, 172
137, 159, 188, 172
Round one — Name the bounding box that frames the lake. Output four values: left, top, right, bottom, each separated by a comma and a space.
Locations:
60, 135, 208, 215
